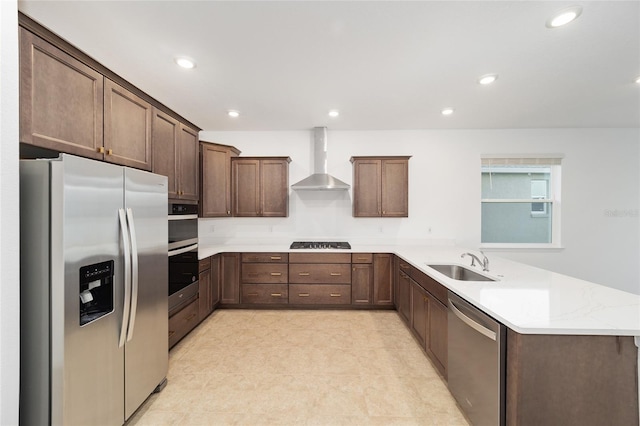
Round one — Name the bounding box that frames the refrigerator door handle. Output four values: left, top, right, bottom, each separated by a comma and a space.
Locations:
125, 208, 139, 342
118, 208, 132, 348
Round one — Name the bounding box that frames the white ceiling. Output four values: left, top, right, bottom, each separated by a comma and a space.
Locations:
18, 1, 640, 131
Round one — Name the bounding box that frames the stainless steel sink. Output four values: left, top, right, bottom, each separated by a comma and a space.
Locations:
427, 264, 497, 281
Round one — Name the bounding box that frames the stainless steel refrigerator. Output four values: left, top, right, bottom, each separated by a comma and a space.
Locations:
20, 154, 168, 425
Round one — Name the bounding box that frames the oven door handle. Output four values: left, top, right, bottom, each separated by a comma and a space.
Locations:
168, 214, 198, 221
168, 243, 199, 257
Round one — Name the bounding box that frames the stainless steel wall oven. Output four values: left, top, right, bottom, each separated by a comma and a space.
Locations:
168, 203, 198, 314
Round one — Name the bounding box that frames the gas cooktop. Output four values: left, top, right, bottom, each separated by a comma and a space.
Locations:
290, 241, 351, 250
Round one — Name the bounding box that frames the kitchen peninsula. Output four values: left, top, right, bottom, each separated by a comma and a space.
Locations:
195, 241, 640, 426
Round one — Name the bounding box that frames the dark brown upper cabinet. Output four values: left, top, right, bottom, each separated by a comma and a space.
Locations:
104, 78, 152, 170
199, 141, 240, 217
152, 109, 199, 201
19, 19, 200, 174
19, 28, 104, 160
232, 157, 291, 217
350, 156, 411, 217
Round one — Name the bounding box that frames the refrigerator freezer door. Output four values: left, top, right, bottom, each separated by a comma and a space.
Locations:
59, 155, 126, 426
123, 168, 168, 420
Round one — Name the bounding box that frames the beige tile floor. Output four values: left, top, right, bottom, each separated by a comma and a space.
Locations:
127, 309, 469, 426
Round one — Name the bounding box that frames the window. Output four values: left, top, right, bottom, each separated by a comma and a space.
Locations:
530, 179, 548, 216
481, 157, 562, 247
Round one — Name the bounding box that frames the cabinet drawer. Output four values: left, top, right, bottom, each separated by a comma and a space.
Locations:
289, 284, 351, 305
242, 252, 288, 263
352, 253, 373, 263
242, 263, 288, 283
289, 253, 351, 264
289, 264, 351, 284
168, 298, 199, 348
241, 284, 288, 304
199, 257, 211, 273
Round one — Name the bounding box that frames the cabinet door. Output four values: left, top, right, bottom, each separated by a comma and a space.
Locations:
151, 108, 179, 198
352, 159, 381, 217
411, 281, 429, 349
198, 268, 211, 322
261, 159, 289, 217
397, 270, 411, 325
232, 159, 260, 216
428, 298, 448, 378
19, 28, 104, 159
373, 253, 393, 306
352, 263, 373, 304
103, 79, 152, 170
177, 124, 199, 200
200, 143, 232, 217
220, 253, 240, 305
210, 255, 221, 307
381, 159, 409, 217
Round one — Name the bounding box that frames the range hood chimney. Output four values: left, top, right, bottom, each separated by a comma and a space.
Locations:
291, 127, 350, 191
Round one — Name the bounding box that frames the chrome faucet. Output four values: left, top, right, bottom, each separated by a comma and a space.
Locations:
461, 251, 490, 272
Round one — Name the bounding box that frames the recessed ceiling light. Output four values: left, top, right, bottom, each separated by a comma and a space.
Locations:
328, 110, 340, 118
478, 74, 498, 85
546, 6, 583, 28
441, 107, 455, 116
635, 76, 640, 84
227, 110, 240, 118
175, 57, 196, 69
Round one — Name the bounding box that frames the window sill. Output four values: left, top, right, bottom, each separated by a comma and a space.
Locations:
479, 243, 564, 252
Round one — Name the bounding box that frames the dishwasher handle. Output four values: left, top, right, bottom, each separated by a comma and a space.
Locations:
450, 299, 497, 341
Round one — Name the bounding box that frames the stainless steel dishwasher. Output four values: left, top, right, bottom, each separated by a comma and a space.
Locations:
448, 292, 506, 426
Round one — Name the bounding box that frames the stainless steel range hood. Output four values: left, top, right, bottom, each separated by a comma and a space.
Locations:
291, 127, 350, 191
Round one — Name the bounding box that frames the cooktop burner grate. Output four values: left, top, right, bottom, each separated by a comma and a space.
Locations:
290, 241, 351, 250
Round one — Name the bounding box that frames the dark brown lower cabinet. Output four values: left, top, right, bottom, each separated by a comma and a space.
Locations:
426, 297, 447, 378
396, 270, 411, 325
220, 253, 240, 305
373, 253, 393, 306
506, 331, 638, 426
198, 267, 211, 323
352, 263, 373, 304
168, 298, 198, 348
410, 280, 428, 348
241, 284, 288, 304
289, 284, 351, 305
210, 254, 221, 307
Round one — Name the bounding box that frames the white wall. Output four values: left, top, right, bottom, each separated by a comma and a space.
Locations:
200, 128, 640, 295
0, 0, 21, 424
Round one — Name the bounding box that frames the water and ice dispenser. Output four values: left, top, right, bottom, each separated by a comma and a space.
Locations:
79, 260, 114, 326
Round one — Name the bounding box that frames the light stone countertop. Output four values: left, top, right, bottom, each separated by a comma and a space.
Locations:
198, 242, 640, 336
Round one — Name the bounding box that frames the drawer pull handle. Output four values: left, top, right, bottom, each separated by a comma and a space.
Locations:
270, 272, 282, 276
97, 147, 105, 154
185, 313, 197, 322
330, 272, 342, 276
270, 293, 282, 297
356, 257, 368, 260
330, 293, 341, 297
246, 292, 258, 297
298, 293, 310, 297
168, 330, 175, 337
270, 256, 282, 260
299, 272, 310, 276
